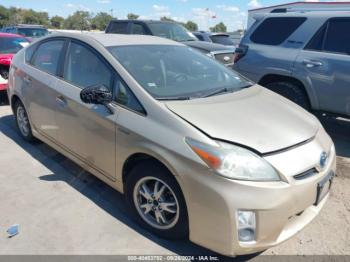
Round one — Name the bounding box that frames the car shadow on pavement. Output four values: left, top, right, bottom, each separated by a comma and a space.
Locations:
0, 113, 258, 262
317, 114, 350, 158
0, 91, 9, 106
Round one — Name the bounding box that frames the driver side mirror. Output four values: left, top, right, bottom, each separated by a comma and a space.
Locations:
80, 84, 113, 105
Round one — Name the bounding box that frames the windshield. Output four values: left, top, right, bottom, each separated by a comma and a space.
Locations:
0, 37, 29, 54
108, 45, 251, 99
148, 23, 197, 42
18, 28, 48, 38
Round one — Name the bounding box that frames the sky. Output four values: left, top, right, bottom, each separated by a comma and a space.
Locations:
0, 0, 344, 31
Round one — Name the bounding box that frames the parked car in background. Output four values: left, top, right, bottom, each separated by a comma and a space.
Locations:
0, 33, 30, 99
105, 20, 235, 66
234, 12, 350, 117
193, 31, 236, 47
2, 24, 48, 41
8, 33, 335, 256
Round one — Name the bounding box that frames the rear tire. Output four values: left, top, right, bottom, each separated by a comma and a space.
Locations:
125, 161, 189, 240
14, 100, 35, 142
265, 81, 310, 110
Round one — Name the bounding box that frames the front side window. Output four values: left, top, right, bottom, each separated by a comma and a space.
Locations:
251, 17, 306, 45
108, 45, 251, 100
324, 19, 350, 54
0, 37, 30, 54
32, 40, 64, 75
147, 23, 197, 42
63, 42, 112, 89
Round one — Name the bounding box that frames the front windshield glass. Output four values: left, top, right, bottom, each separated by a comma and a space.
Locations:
0, 37, 29, 54
18, 28, 48, 38
108, 45, 251, 99
148, 23, 197, 42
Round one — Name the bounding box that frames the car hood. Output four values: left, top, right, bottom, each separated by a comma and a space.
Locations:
0, 54, 14, 66
165, 85, 319, 154
184, 41, 235, 53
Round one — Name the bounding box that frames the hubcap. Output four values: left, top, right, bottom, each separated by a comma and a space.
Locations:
133, 176, 179, 230
17, 106, 30, 137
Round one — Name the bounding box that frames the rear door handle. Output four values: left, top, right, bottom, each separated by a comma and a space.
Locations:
56, 96, 67, 107
303, 59, 323, 68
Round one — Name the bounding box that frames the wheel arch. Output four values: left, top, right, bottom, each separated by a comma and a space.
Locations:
258, 74, 317, 109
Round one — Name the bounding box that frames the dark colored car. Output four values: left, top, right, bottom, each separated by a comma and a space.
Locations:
105, 20, 235, 66
193, 31, 236, 46
2, 24, 48, 41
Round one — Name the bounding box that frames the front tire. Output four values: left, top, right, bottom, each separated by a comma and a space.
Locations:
265, 81, 310, 110
125, 161, 189, 239
14, 100, 35, 142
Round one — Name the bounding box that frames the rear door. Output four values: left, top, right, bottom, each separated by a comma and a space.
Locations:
294, 18, 350, 115
54, 40, 117, 180
23, 39, 66, 140
236, 17, 307, 82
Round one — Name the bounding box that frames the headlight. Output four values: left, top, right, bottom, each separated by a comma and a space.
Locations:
186, 138, 280, 181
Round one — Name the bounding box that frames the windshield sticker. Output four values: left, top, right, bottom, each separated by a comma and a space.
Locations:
148, 83, 157, 88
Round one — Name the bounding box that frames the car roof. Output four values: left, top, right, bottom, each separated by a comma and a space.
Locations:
44, 32, 184, 47
0, 32, 27, 38
256, 11, 350, 19
109, 19, 177, 24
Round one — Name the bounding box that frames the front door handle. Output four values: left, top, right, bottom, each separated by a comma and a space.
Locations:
302, 59, 323, 68
56, 96, 67, 107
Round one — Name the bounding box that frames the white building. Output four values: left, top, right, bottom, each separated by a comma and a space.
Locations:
248, 1, 350, 29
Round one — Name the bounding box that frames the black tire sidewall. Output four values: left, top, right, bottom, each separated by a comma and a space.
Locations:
265, 81, 310, 110
125, 161, 189, 240
14, 100, 35, 142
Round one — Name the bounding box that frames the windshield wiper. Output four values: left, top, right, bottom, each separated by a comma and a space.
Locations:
156, 96, 192, 101
202, 84, 252, 98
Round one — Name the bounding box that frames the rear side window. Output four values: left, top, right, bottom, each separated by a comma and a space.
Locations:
251, 17, 306, 45
63, 42, 112, 90
107, 22, 128, 34
32, 40, 64, 75
306, 18, 350, 55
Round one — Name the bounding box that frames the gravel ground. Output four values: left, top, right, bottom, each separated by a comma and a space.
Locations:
0, 98, 349, 258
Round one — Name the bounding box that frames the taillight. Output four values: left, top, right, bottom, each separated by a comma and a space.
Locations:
234, 44, 248, 63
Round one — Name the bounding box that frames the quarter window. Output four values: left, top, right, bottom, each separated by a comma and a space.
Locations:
324, 19, 350, 54
251, 17, 306, 45
63, 42, 112, 89
32, 40, 64, 75
115, 79, 145, 114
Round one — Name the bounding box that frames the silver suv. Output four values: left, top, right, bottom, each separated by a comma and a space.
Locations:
233, 12, 350, 117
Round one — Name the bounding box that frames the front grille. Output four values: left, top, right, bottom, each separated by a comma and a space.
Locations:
293, 168, 318, 180
214, 52, 234, 65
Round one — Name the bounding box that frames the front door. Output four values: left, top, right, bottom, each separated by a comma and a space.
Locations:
54, 40, 117, 179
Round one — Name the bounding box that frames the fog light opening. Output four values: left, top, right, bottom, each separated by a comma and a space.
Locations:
237, 210, 256, 243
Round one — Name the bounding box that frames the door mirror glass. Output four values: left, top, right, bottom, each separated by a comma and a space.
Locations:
80, 85, 112, 105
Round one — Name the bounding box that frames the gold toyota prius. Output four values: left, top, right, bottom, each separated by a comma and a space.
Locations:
7, 33, 336, 256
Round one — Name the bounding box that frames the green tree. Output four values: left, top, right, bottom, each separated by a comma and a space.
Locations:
50, 15, 64, 29
183, 21, 198, 32
91, 12, 112, 30
127, 13, 139, 20
0, 5, 10, 27
210, 22, 227, 33
64, 11, 91, 30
